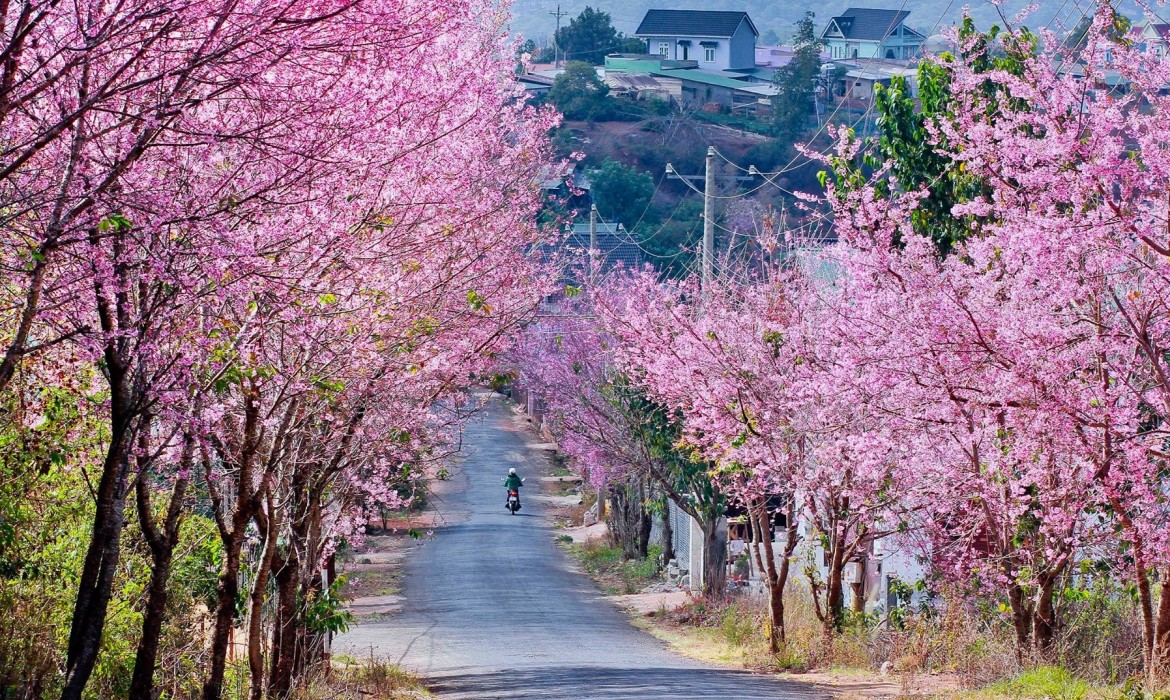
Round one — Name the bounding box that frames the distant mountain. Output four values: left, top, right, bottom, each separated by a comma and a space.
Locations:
507, 0, 1138, 51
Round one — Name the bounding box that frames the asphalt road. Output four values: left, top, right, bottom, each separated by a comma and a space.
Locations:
336, 394, 815, 700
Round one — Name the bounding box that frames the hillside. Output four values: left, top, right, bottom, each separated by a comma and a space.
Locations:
507, 0, 1137, 48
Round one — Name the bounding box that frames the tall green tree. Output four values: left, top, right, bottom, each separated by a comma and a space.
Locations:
556, 7, 621, 65
588, 160, 655, 228
548, 61, 613, 120
869, 18, 1035, 254
771, 12, 822, 143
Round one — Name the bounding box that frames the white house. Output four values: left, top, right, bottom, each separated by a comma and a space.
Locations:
1132, 20, 1170, 58
821, 8, 924, 61
635, 9, 759, 72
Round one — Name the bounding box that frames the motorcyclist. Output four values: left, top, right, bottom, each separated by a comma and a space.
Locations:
504, 467, 523, 508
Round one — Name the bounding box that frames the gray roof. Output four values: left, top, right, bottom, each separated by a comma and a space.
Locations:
824, 8, 912, 41
636, 10, 757, 39
565, 224, 643, 272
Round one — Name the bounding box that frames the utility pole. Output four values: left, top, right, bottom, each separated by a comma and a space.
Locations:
666, 147, 753, 293
550, 5, 568, 68
589, 204, 598, 277
702, 145, 715, 290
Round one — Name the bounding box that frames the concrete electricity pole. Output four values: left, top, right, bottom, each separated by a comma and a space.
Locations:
702, 145, 715, 289
666, 147, 752, 293
550, 5, 568, 68
589, 203, 598, 277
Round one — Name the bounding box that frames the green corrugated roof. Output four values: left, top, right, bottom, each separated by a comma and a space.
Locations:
653, 68, 757, 90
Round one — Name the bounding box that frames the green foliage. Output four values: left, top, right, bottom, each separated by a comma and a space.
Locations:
720, 602, 758, 647
171, 515, 224, 613
989, 667, 1090, 700
828, 19, 1038, 256
0, 383, 228, 698
0, 388, 104, 695
587, 159, 655, 228
555, 7, 622, 65
771, 12, 822, 143
548, 61, 614, 121
571, 539, 661, 594
1063, 11, 1131, 52
633, 198, 703, 280
303, 576, 355, 635
612, 380, 726, 524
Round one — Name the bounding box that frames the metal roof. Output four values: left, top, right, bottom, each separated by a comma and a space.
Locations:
653, 67, 777, 94
564, 226, 643, 272
823, 8, 912, 42
635, 10, 757, 39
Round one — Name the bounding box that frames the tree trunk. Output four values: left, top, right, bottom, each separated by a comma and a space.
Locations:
1150, 565, 1170, 684
752, 498, 799, 653
700, 517, 726, 597
269, 553, 300, 699
606, 481, 650, 560
636, 488, 653, 560
660, 506, 674, 565
850, 573, 866, 615
824, 531, 847, 634
204, 534, 245, 700
249, 496, 280, 700
62, 403, 136, 700
203, 394, 266, 700
129, 435, 191, 700
0, 254, 47, 393
1032, 576, 1059, 655
1008, 582, 1033, 658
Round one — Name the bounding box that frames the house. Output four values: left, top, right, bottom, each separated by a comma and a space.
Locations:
605, 54, 778, 114
836, 63, 918, 101
518, 73, 554, 98
1132, 20, 1170, 57
635, 9, 759, 71
658, 493, 927, 607
564, 221, 643, 276
821, 8, 924, 61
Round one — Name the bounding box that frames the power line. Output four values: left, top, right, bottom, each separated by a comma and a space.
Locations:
550, 5, 568, 67
757, 0, 958, 179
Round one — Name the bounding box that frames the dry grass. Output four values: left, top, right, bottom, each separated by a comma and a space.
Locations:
293, 656, 430, 700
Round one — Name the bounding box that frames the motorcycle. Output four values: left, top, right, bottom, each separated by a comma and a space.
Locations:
506, 488, 521, 514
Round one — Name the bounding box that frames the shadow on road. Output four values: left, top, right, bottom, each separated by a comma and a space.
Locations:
430, 665, 817, 700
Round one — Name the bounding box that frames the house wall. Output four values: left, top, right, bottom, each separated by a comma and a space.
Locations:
641, 21, 754, 71
1136, 24, 1168, 57
826, 39, 880, 60
824, 26, 923, 60
678, 80, 737, 108
728, 21, 756, 70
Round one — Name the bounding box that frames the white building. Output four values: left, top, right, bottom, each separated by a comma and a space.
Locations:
821, 8, 924, 61
635, 9, 759, 72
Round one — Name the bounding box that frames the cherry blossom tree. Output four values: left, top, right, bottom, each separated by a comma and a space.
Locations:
1, 0, 558, 697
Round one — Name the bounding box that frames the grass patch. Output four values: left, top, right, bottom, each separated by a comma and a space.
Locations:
308, 656, 430, 699
982, 667, 1092, 700
548, 453, 572, 477
565, 539, 662, 594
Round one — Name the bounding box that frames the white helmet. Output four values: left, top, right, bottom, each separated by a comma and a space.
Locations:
509, 468, 517, 475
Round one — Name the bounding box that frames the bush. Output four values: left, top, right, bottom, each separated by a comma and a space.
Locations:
989, 667, 1090, 700
571, 540, 661, 594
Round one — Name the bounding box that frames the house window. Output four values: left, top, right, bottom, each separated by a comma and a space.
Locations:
704, 46, 715, 62
657, 42, 670, 57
